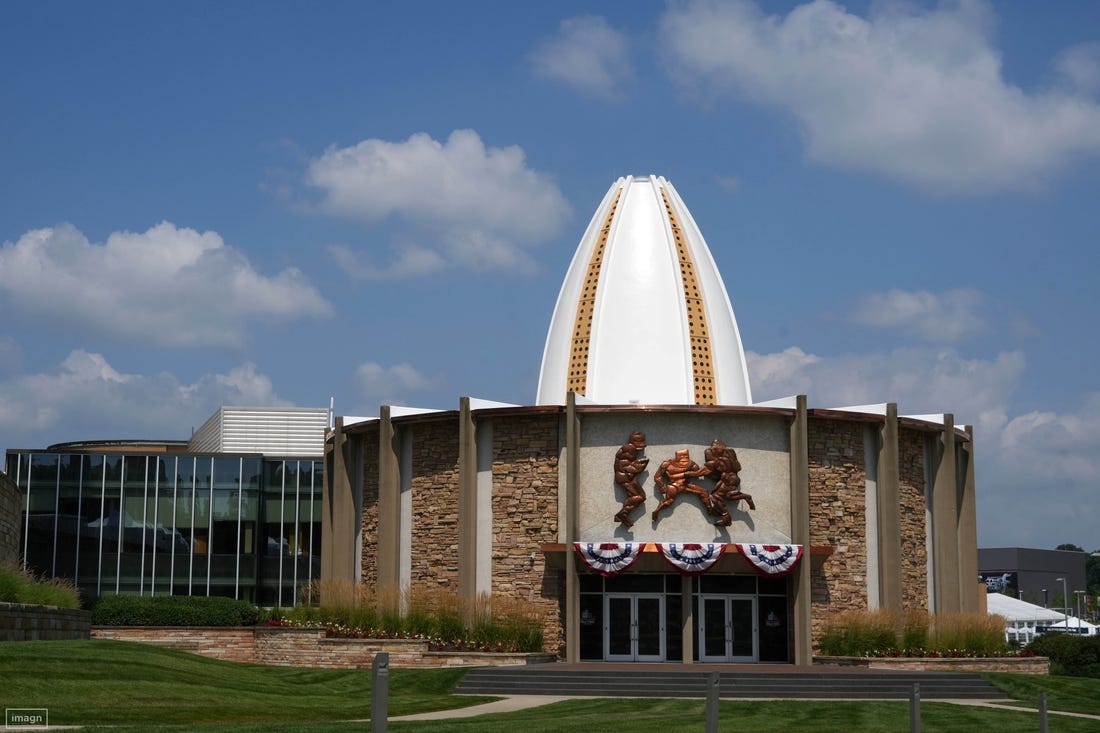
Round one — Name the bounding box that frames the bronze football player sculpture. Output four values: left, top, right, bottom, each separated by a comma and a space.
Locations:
703, 439, 755, 526
613, 431, 649, 527
651, 449, 714, 521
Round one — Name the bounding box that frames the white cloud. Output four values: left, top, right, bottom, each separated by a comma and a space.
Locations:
747, 345, 1025, 431
747, 342, 1099, 547
1055, 42, 1100, 96
660, 0, 1100, 193
851, 288, 985, 342
530, 15, 634, 99
978, 394, 1100, 548
0, 337, 21, 373
0, 350, 290, 447
327, 243, 446, 280
306, 129, 571, 277
0, 222, 332, 348
354, 362, 436, 406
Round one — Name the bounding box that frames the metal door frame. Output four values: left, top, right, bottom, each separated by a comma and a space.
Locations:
604, 592, 665, 662
697, 593, 758, 662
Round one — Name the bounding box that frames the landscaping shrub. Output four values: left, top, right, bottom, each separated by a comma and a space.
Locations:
91, 594, 259, 626
818, 608, 1010, 657
929, 612, 1008, 657
1027, 633, 1100, 677
0, 564, 81, 609
819, 609, 899, 656
281, 580, 545, 652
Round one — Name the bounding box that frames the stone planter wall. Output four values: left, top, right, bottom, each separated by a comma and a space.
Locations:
91, 626, 255, 662
0, 603, 91, 641
815, 655, 1050, 675
92, 626, 553, 669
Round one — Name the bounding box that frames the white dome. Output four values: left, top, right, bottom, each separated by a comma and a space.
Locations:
537, 175, 752, 406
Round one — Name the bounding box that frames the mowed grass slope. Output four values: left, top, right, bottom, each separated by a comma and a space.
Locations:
0, 639, 481, 726
4, 640, 1100, 732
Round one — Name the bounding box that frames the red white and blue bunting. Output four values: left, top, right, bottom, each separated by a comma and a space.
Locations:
735, 543, 803, 576
655, 543, 727, 575
574, 542, 644, 577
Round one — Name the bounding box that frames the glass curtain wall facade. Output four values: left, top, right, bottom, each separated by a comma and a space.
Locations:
6, 451, 321, 605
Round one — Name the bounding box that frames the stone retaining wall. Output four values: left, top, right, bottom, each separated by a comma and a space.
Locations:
815, 655, 1050, 675
91, 626, 255, 662
1, 603, 91, 641
91, 626, 553, 668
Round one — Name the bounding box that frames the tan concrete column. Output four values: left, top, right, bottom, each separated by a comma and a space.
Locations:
321, 417, 357, 591
789, 395, 812, 665
320, 422, 338, 585
376, 406, 401, 595
681, 574, 694, 663
932, 415, 960, 613
457, 397, 477, 604
957, 425, 979, 613
565, 392, 581, 663
877, 404, 903, 611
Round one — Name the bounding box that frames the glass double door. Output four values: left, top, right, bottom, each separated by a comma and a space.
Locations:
605, 593, 664, 661
699, 594, 757, 662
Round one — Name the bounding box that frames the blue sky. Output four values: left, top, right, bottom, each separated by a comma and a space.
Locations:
1, 1, 1098, 550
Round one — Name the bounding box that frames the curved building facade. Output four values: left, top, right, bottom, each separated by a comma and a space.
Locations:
324, 176, 979, 664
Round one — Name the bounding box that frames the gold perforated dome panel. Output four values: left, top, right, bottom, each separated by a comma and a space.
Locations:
537, 175, 752, 406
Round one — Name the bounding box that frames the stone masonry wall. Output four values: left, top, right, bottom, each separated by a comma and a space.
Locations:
0, 470, 19, 567
92, 626, 254, 661
898, 429, 929, 611
92, 626, 550, 668
807, 418, 868, 647
1, 603, 90, 641
491, 415, 562, 657
360, 427, 380, 588
409, 421, 460, 587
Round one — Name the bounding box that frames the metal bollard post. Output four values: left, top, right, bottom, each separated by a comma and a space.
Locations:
1038, 691, 1047, 733
371, 652, 390, 733
909, 683, 921, 733
705, 672, 720, 733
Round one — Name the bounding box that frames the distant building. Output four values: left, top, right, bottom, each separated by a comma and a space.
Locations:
979, 547, 1087, 611
5, 406, 328, 605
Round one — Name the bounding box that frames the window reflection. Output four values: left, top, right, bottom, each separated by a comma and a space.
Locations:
8, 450, 322, 605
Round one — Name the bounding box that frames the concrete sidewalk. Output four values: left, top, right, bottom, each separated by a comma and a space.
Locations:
385, 694, 1100, 724
389, 695, 572, 721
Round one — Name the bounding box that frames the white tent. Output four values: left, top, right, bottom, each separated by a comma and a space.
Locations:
986, 592, 1067, 644
1044, 616, 1100, 636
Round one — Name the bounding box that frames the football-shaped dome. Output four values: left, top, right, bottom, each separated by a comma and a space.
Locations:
536, 175, 752, 406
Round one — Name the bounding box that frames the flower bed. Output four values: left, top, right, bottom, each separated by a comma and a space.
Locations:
815, 654, 1049, 675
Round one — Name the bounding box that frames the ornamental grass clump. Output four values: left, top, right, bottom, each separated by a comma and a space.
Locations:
818, 608, 1010, 657
819, 609, 901, 656
283, 580, 545, 652
0, 563, 81, 609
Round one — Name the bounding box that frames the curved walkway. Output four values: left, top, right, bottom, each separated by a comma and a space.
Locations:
388, 694, 1100, 723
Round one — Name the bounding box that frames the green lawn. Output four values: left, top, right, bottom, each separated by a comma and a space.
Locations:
0, 639, 486, 727
3, 640, 1099, 732
982, 672, 1100, 716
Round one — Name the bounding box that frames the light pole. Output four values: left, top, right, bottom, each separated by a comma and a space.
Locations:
1042, 588, 1048, 608
1056, 577, 1068, 620
1074, 591, 1086, 632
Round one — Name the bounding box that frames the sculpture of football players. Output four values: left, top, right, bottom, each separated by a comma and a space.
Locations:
613, 431, 649, 527
652, 448, 714, 521
703, 438, 755, 526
